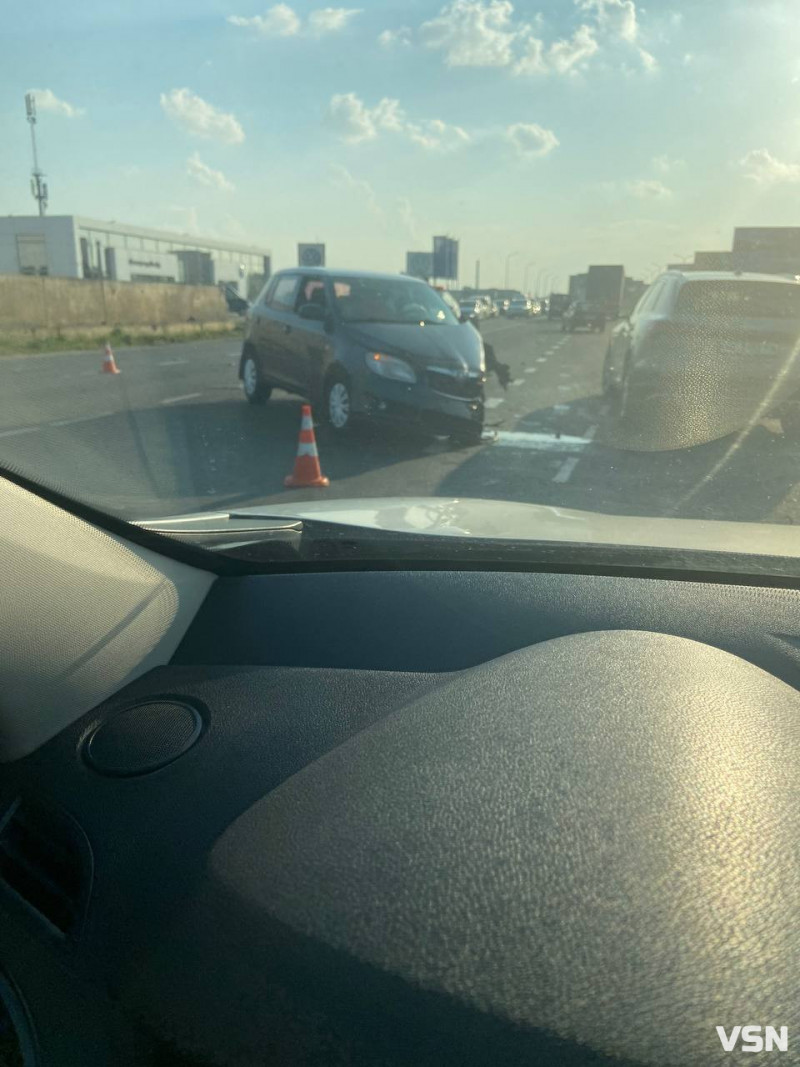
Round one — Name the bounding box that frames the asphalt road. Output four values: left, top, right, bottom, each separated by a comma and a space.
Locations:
1, 318, 799, 526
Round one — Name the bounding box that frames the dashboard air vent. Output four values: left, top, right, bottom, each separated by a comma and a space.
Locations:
0, 797, 91, 939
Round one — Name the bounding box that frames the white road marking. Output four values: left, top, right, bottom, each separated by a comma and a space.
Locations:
545, 349, 557, 356
484, 396, 506, 409
0, 426, 38, 438
160, 393, 202, 405
50, 414, 112, 427
524, 367, 537, 374
553, 404, 570, 413
492, 430, 591, 452
553, 456, 580, 483
536, 357, 547, 363
510, 378, 524, 386
159, 358, 189, 366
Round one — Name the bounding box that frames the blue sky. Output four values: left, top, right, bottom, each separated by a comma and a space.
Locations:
3, 0, 800, 287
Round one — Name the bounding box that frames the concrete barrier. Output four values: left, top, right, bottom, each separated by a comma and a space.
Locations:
0, 274, 229, 331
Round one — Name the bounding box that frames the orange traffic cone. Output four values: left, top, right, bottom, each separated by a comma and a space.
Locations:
101, 342, 120, 375
284, 405, 330, 488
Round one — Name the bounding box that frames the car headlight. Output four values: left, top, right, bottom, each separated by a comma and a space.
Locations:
365, 352, 417, 384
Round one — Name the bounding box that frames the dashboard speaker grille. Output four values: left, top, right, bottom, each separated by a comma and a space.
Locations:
84, 700, 203, 778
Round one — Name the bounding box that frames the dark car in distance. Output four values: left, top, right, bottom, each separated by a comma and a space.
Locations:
239, 269, 486, 440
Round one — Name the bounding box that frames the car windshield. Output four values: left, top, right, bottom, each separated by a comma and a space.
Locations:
4, 0, 800, 568
676, 281, 800, 319
332, 277, 457, 325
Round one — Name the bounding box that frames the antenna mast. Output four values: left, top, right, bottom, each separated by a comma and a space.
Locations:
25, 93, 48, 216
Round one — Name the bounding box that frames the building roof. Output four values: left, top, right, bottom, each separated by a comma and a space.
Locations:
1, 214, 271, 257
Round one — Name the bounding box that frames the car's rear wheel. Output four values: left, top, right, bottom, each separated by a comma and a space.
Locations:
324, 372, 353, 435
241, 350, 272, 405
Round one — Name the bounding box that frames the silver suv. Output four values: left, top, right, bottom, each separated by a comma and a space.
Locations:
602, 271, 800, 450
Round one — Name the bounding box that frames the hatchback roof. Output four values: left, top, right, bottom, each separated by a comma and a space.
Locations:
276, 267, 419, 283
664, 270, 800, 285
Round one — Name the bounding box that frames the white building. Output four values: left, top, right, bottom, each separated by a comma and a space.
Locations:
0, 215, 271, 297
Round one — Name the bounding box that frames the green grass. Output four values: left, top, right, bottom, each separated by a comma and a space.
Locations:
0, 322, 244, 357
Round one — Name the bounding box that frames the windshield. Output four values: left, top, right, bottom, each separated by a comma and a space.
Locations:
332, 276, 458, 325
4, 1, 800, 565
675, 281, 800, 319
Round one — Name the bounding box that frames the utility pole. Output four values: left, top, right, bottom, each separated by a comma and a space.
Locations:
505, 251, 519, 289
475, 259, 480, 289
25, 93, 48, 217
524, 261, 536, 294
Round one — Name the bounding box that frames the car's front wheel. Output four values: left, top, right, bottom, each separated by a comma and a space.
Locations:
324, 372, 353, 435
241, 350, 272, 405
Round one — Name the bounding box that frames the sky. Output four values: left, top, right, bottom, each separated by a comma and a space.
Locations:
3, 0, 800, 288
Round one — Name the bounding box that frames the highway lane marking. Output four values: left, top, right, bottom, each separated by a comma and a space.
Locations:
50, 414, 114, 427
159, 359, 189, 366
0, 426, 38, 438
484, 397, 506, 409
524, 367, 537, 374
551, 426, 597, 483
492, 431, 591, 452
510, 379, 524, 386
553, 457, 579, 483
536, 357, 547, 363
160, 393, 202, 405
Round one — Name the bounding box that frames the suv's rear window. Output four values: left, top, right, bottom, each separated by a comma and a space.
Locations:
676, 281, 800, 318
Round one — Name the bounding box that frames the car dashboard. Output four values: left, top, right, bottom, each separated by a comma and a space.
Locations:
2, 555, 800, 1066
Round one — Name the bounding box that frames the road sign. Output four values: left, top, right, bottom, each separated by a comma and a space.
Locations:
298, 243, 326, 268
433, 236, 459, 280
406, 251, 434, 279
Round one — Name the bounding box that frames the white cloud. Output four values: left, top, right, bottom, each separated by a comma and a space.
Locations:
330, 163, 383, 217
379, 26, 412, 48
186, 152, 235, 192
396, 197, 420, 239
326, 92, 470, 152
626, 178, 672, 199
419, 0, 518, 68
227, 4, 300, 36
740, 148, 800, 186
507, 122, 559, 158
308, 7, 361, 35
228, 4, 359, 37
371, 98, 406, 133
512, 34, 546, 75
652, 154, 685, 174
27, 88, 84, 118
581, 0, 637, 42
160, 88, 245, 144
327, 93, 382, 142
167, 205, 201, 235
578, 0, 656, 70
406, 118, 471, 151
547, 24, 598, 74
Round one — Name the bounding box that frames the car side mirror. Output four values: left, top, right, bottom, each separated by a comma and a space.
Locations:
298, 303, 326, 322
